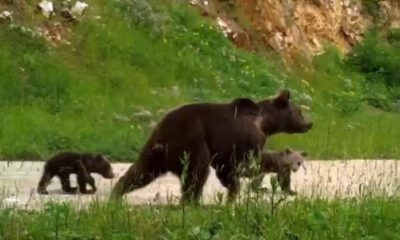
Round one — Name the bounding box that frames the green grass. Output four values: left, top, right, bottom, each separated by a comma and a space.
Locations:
270, 107, 400, 159
0, 0, 400, 161
2, 197, 400, 239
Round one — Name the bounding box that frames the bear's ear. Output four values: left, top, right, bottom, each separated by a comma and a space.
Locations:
300, 151, 308, 157
273, 89, 290, 108
231, 98, 260, 116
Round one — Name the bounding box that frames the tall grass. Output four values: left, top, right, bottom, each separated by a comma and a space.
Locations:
1, 197, 400, 239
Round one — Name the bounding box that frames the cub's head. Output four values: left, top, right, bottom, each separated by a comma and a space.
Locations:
91, 154, 115, 179
282, 148, 307, 172
257, 89, 313, 135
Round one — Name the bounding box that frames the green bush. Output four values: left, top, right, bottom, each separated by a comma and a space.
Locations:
362, 82, 393, 111
386, 28, 400, 45
115, 0, 169, 36
345, 29, 400, 111
330, 90, 362, 117
347, 29, 400, 88
362, 0, 381, 21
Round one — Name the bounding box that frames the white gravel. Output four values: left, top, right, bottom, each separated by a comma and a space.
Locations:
1, 160, 400, 209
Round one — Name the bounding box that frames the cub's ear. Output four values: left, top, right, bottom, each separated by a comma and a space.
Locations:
273, 89, 291, 108
300, 151, 308, 157
231, 98, 260, 116
284, 147, 292, 154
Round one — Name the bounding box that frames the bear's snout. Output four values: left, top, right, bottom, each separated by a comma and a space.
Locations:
297, 121, 313, 133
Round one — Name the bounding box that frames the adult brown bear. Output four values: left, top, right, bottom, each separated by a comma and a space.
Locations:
110, 90, 312, 203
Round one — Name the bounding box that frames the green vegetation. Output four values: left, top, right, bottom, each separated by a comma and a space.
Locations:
2, 197, 400, 239
362, 0, 381, 21
0, 0, 400, 160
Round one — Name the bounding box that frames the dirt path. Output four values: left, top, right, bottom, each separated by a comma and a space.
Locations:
1, 160, 400, 209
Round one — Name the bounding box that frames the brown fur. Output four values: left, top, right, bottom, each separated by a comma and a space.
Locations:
241, 148, 307, 195
110, 90, 312, 203
37, 152, 115, 194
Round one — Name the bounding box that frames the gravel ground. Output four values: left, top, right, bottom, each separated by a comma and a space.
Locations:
1, 160, 400, 209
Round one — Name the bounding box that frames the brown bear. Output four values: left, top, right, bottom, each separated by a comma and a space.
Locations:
37, 152, 115, 194
110, 89, 312, 203
240, 148, 307, 195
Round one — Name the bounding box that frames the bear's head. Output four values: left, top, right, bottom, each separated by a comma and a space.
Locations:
257, 89, 313, 135
91, 154, 115, 179
283, 148, 307, 172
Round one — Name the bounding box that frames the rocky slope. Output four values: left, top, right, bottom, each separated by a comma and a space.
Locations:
191, 0, 400, 60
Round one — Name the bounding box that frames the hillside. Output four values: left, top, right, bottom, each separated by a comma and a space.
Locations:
193, 0, 400, 58
0, 0, 400, 160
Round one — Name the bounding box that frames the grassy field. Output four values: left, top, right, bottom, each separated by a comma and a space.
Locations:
1, 0, 400, 161
1, 197, 399, 239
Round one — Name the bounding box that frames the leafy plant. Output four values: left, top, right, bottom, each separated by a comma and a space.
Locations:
362, 0, 381, 22
386, 28, 400, 45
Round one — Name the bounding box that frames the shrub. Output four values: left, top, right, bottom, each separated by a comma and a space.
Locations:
362, 82, 393, 111
331, 90, 362, 117
386, 28, 400, 45
115, 0, 169, 36
362, 0, 381, 22
346, 29, 400, 88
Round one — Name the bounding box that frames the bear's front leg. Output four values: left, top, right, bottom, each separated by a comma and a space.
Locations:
215, 164, 240, 203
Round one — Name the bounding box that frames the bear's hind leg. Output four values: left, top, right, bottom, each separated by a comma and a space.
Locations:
178, 142, 211, 205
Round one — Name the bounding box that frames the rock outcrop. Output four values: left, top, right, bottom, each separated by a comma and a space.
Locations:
190, 0, 400, 60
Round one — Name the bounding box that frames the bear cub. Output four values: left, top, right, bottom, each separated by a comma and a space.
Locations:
241, 148, 307, 195
37, 152, 115, 194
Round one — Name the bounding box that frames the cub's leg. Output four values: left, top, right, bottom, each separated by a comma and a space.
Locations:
58, 173, 78, 193
77, 172, 94, 194
277, 169, 297, 195
37, 172, 54, 194
87, 175, 97, 193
